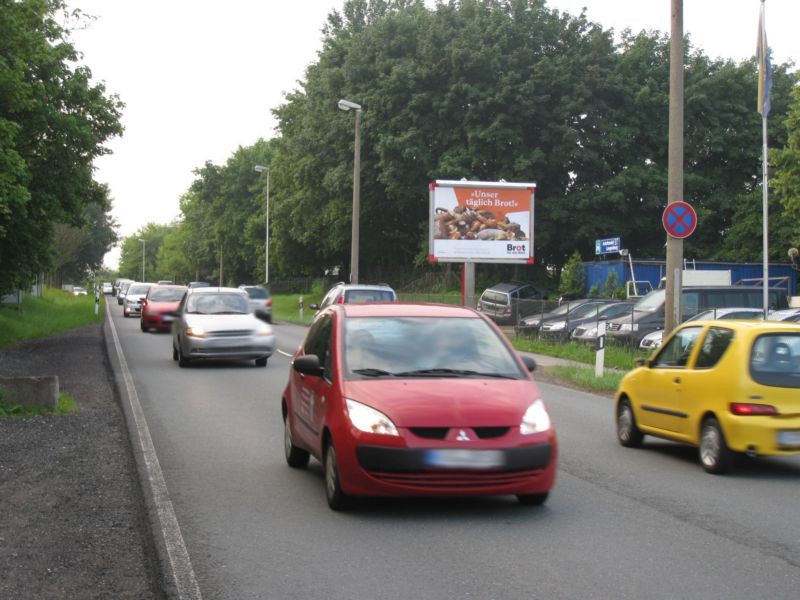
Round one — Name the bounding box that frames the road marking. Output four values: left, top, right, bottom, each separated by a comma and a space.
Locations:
277, 349, 294, 358
106, 302, 203, 600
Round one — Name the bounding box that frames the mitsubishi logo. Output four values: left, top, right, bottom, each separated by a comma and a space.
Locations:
456, 429, 471, 441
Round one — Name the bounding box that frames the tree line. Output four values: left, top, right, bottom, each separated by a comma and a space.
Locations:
0, 0, 122, 296
2, 1, 798, 295
123, 1, 800, 287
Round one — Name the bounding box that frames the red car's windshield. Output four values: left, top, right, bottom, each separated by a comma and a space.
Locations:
343, 316, 525, 379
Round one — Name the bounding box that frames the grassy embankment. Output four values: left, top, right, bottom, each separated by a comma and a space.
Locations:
271, 292, 641, 393
0, 287, 104, 349
0, 288, 98, 416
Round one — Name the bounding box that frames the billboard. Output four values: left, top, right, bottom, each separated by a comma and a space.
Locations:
429, 180, 535, 264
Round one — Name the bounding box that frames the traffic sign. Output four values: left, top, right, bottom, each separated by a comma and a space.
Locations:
595, 237, 621, 255
662, 201, 697, 239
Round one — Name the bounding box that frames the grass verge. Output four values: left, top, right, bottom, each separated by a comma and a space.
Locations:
511, 337, 641, 371
546, 365, 624, 393
0, 393, 78, 418
271, 293, 321, 325
0, 288, 104, 349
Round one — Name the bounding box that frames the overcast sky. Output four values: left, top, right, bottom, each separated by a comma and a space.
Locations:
66, 0, 800, 270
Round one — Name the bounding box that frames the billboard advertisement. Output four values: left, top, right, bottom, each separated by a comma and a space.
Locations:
429, 180, 535, 263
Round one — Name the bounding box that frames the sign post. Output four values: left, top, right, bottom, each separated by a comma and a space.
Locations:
595, 318, 606, 378
663, 200, 697, 330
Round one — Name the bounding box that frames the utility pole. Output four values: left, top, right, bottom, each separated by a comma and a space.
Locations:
665, 0, 684, 334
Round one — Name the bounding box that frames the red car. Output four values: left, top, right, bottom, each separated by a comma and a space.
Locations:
140, 285, 187, 332
282, 303, 557, 510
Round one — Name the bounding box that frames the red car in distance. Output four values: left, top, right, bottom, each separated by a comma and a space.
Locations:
140, 285, 187, 332
282, 303, 557, 510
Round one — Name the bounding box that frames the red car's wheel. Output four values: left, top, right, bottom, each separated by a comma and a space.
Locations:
517, 492, 549, 506
324, 440, 351, 511
283, 416, 309, 468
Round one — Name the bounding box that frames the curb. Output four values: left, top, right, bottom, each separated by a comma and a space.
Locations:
102, 303, 202, 600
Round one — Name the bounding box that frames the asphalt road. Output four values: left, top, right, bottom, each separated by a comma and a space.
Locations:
109, 305, 800, 600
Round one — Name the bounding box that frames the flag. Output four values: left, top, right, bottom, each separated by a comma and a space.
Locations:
757, 1, 772, 117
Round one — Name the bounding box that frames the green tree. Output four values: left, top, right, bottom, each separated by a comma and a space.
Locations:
0, 0, 123, 295
772, 84, 800, 246
559, 250, 586, 297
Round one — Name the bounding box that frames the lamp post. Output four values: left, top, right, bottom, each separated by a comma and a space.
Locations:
338, 98, 362, 284
254, 165, 270, 284
138, 238, 146, 281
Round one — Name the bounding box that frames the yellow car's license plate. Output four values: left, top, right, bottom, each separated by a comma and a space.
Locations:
777, 430, 800, 447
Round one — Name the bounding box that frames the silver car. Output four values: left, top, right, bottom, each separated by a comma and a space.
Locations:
123, 283, 153, 317
171, 287, 275, 367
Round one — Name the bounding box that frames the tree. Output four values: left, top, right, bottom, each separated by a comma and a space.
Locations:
559, 251, 586, 297
0, 0, 123, 295
772, 84, 800, 248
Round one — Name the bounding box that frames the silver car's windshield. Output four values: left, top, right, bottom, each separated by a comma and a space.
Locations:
634, 289, 665, 312
187, 293, 250, 315
344, 317, 525, 379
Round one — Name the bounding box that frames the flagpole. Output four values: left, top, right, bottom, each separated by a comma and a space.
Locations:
758, 0, 770, 316
762, 112, 769, 316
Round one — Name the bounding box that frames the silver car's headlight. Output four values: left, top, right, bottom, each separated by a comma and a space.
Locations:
619, 323, 639, 332
185, 326, 207, 338
520, 399, 551, 435
547, 320, 566, 331
584, 326, 598, 337
345, 399, 399, 436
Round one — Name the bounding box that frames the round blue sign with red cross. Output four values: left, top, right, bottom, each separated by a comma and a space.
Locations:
662, 201, 697, 239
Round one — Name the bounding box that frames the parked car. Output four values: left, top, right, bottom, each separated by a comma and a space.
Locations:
157, 280, 173, 285
72, 286, 87, 296
123, 283, 154, 317
477, 282, 548, 324
311, 282, 397, 311
239, 285, 273, 323
117, 281, 133, 305
171, 287, 275, 367
188, 281, 211, 289
282, 302, 557, 510
616, 320, 800, 473
768, 308, 800, 323
540, 300, 633, 340
101, 282, 113, 294
638, 307, 767, 351
605, 286, 789, 346
569, 301, 637, 343
518, 299, 598, 335
140, 285, 187, 332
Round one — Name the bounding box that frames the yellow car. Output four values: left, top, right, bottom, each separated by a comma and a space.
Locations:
615, 320, 800, 473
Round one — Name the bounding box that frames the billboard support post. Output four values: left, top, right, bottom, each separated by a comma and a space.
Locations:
462, 263, 476, 308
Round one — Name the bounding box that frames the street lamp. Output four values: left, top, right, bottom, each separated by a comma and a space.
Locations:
254, 165, 270, 284
138, 238, 146, 281
338, 98, 362, 284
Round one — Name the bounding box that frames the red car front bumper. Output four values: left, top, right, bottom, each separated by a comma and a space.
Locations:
332, 426, 557, 498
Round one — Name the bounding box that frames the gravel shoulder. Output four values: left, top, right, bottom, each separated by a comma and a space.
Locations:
0, 323, 163, 599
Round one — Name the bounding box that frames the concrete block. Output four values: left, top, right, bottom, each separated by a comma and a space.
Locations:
0, 375, 59, 409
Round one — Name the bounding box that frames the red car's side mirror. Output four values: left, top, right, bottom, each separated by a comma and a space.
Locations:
293, 355, 324, 377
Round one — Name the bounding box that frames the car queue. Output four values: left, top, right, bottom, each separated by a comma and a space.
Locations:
106, 277, 800, 510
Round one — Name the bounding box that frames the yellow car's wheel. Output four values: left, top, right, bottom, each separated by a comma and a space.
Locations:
699, 417, 733, 474
617, 398, 644, 448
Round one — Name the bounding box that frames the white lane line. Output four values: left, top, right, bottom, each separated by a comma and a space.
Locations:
106, 302, 203, 600
277, 349, 294, 358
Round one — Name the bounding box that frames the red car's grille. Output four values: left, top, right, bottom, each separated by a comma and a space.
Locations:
368, 468, 543, 489
409, 427, 510, 440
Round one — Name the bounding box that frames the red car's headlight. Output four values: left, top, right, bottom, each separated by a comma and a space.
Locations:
345, 399, 399, 436
520, 399, 551, 434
